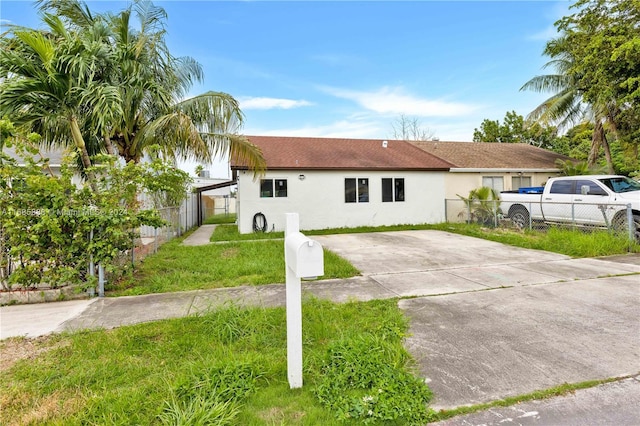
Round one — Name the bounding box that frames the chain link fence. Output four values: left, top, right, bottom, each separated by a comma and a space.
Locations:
445, 198, 639, 242
2, 192, 205, 294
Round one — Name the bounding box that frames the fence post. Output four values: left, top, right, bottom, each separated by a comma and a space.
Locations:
528, 202, 533, 230
444, 199, 448, 223
627, 204, 634, 242
88, 228, 95, 297
98, 263, 105, 297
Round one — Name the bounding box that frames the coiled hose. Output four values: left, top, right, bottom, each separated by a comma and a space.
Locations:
252, 212, 267, 232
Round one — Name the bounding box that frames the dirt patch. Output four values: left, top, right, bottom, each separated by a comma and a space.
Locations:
221, 247, 240, 259
2, 389, 83, 426
0, 335, 69, 372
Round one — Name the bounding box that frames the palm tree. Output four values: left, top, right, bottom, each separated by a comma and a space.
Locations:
520, 37, 615, 174
0, 14, 122, 176
457, 186, 501, 227
38, 0, 265, 173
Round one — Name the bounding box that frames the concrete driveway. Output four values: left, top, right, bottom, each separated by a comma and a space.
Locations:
313, 230, 640, 413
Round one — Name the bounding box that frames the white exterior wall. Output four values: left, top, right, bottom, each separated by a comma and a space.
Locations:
236, 170, 447, 234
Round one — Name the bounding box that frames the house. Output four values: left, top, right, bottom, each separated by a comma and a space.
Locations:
2, 145, 84, 187
231, 136, 453, 233
410, 141, 574, 198
409, 141, 575, 223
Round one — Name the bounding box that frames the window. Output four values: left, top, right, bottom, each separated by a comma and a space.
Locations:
549, 180, 573, 194
345, 178, 369, 203
482, 176, 504, 192
382, 178, 405, 202
260, 179, 287, 198
512, 176, 531, 190
575, 180, 606, 196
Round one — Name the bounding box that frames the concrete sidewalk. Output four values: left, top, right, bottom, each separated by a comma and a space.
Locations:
181, 224, 217, 246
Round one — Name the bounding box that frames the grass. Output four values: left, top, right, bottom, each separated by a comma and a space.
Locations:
428, 376, 630, 423
213, 221, 638, 257
109, 235, 359, 296
432, 223, 639, 257
1, 298, 433, 425
203, 213, 237, 225
114, 221, 636, 296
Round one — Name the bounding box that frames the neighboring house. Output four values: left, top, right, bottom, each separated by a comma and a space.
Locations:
410, 141, 574, 198
2, 145, 84, 187
231, 136, 453, 234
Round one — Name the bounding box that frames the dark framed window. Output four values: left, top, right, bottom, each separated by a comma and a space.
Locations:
382, 178, 405, 202
275, 179, 288, 197
260, 179, 287, 198
345, 178, 369, 203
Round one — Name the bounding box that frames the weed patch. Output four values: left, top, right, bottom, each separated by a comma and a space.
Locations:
1, 299, 429, 425
314, 334, 432, 424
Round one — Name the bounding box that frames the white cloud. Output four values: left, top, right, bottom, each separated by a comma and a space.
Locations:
246, 118, 385, 139
239, 97, 313, 110
321, 86, 478, 117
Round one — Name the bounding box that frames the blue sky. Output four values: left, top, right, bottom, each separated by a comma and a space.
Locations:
1, 0, 571, 177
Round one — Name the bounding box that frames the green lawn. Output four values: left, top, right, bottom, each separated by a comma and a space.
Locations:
213, 221, 638, 257
110, 236, 358, 296
113, 222, 637, 296
1, 299, 433, 425
203, 213, 237, 225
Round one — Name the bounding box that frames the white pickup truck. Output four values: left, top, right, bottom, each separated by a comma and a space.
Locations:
500, 175, 640, 240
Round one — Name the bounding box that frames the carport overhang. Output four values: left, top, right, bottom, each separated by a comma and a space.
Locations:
194, 179, 237, 226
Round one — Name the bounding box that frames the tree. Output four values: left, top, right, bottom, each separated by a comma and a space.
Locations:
42, 0, 265, 172
391, 114, 436, 141
521, 0, 640, 175
473, 111, 560, 148
0, 13, 122, 177
1, 0, 265, 177
456, 186, 501, 227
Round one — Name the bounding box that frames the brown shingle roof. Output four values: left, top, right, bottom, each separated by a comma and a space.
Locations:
233, 136, 453, 171
410, 141, 574, 169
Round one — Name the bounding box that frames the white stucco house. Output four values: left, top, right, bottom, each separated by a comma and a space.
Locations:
231, 136, 453, 234
231, 136, 579, 233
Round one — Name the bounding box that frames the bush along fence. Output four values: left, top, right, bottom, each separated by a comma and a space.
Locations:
0, 142, 193, 296
445, 198, 640, 244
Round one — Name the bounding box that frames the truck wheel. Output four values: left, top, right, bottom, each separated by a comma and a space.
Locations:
613, 213, 640, 242
510, 207, 530, 230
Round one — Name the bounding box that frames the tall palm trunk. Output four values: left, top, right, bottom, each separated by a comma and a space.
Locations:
104, 134, 116, 156
588, 120, 614, 174
69, 115, 92, 170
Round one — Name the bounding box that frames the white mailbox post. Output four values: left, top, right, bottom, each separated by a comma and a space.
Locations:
284, 213, 324, 389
